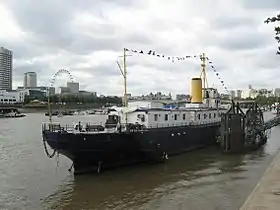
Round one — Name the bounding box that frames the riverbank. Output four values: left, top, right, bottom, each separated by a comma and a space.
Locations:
240, 151, 280, 209
0, 103, 109, 113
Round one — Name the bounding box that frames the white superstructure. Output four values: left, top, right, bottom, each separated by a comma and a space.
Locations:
111, 88, 227, 129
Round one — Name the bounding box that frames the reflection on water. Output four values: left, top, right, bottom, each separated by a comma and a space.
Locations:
42, 147, 272, 210
0, 112, 280, 210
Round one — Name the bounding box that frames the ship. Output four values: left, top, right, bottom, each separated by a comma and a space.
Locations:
42, 51, 228, 174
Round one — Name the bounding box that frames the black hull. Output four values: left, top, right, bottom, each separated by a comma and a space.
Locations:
43, 124, 220, 174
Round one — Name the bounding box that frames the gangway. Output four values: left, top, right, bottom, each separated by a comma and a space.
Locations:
262, 115, 280, 131
219, 101, 280, 153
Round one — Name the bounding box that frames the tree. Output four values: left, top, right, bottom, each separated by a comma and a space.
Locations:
265, 14, 280, 55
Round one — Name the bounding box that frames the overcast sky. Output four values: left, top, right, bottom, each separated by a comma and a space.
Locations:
0, 0, 279, 96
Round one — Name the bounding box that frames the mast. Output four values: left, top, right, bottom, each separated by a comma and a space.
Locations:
201, 53, 207, 98
123, 48, 128, 107
47, 87, 52, 122
123, 48, 128, 124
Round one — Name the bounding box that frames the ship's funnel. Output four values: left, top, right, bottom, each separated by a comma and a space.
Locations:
191, 78, 202, 103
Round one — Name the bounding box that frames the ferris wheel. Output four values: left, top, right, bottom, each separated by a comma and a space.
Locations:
50, 69, 74, 89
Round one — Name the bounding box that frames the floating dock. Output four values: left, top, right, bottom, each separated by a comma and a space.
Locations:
240, 152, 280, 209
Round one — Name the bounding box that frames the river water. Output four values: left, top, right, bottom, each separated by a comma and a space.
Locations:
0, 112, 280, 210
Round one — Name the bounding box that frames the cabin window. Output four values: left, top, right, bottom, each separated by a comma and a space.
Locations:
154, 114, 158, 121
203, 113, 207, 119
137, 114, 145, 122
174, 114, 178, 120
183, 114, 186, 120
209, 113, 211, 119
214, 113, 216, 118
198, 114, 201, 120
164, 114, 168, 121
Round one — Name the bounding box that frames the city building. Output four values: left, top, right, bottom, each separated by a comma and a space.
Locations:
274, 88, 280, 97
127, 92, 172, 101
67, 82, 79, 94
0, 90, 24, 104
48, 87, 55, 95
0, 47, 13, 90
230, 90, 235, 99
176, 94, 191, 101
236, 90, 242, 99
220, 93, 230, 99
23, 72, 37, 88
241, 85, 258, 99
17, 86, 55, 96
59, 87, 70, 94
79, 90, 97, 96
257, 89, 273, 97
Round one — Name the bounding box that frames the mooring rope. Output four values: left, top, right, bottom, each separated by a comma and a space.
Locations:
43, 138, 56, 158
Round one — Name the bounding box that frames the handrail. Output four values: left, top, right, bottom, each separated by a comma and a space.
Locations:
41, 118, 223, 133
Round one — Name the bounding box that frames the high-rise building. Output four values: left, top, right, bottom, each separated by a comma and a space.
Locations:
23, 72, 37, 88
230, 90, 235, 99
236, 90, 242, 99
67, 82, 79, 94
274, 88, 280, 97
0, 47, 13, 90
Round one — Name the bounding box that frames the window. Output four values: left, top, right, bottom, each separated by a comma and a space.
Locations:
174, 114, 178, 120
204, 113, 207, 119
209, 113, 211, 119
138, 114, 145, 122
183, 114, 186, 120
154, 114, 158, 121
214, 113, 216, 118
198, 114, 200, 120
165, 114, 168, 121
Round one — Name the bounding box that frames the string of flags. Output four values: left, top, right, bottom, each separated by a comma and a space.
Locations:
204, 56, 229, 93
124, 48, 200, 63
124, 48, 229, 93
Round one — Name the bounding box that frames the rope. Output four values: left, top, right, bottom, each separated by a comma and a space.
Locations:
43, 137, 56, 158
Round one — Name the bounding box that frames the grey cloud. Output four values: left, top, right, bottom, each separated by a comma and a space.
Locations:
211, 16, 258, 30
13, 62, 52, 86
80, 63, 121, 78
5, 0, 153, 57
210, 31, 269, 51
0, 39, 58, 60
3, 0, 280, 94
256, 53, 280, 69
241, 0, 280, 9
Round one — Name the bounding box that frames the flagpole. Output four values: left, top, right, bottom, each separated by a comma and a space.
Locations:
201, 53, 207, 98
123, 48, 128, 124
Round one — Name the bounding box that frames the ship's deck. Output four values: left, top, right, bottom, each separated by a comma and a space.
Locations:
41, 121, 221, 134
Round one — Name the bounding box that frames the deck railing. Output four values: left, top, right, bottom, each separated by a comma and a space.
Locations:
41, 122, 121, 133
42, 119, 222, 134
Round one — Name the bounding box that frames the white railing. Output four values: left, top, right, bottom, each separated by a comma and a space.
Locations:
146, 120, 222, 129
41, 122, 149, 134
